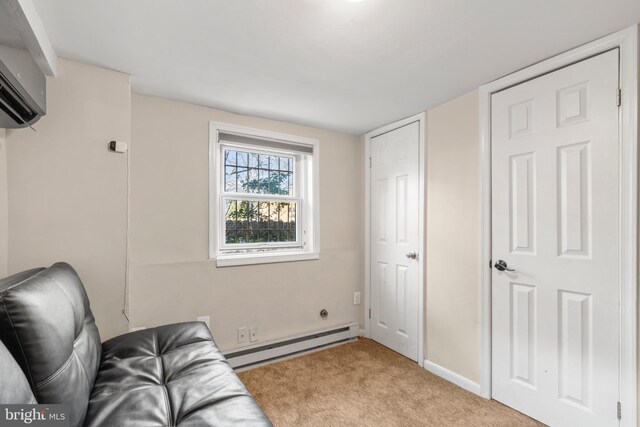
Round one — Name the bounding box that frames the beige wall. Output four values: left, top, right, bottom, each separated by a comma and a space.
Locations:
0, 129, 7, 278
5, 59, 131, 339
424, 86, 639, 403
129, 94, 363, 352
425, 91, 481, 383
2, 57, 363, 347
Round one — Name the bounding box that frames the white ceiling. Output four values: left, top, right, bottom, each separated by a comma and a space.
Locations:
31, 0, 640, 134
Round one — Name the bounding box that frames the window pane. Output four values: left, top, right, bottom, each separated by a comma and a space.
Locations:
237, 152, 249, 167
225, 166, 237, 192
259, 154, 269, 169
247, 153, 257, 168
223, 148, 294, 196
225, 150, 237, 166
259, 169, 269, 193
225, 200, 237, 243
288, 203, 297, 241
268, 171, 279, 194
279, 171, 291, 195
248, 168, 259, 193
269, 156, 279, 170
288, 172, 293, 194
224, 199, 297, 245
237, 168, 248, 193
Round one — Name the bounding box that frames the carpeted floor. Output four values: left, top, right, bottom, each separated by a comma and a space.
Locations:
238, 338, 544, 427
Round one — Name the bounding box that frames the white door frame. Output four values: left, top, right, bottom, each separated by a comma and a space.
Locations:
479, 25, 638, 426
364, 112, 426, 367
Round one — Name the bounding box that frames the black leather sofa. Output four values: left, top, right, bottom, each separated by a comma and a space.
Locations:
0, 262, 272, 427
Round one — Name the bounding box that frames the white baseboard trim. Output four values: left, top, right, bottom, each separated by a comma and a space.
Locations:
424, 360, 482, 396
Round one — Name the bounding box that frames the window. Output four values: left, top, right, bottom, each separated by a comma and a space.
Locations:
222, 149, 298, 247
210, 122, 319, 266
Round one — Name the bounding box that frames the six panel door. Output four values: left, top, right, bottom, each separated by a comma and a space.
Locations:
370, 121, 420, 361
491, 49, 620, 427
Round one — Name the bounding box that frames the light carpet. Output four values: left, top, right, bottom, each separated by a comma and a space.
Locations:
238, 338, 544, 427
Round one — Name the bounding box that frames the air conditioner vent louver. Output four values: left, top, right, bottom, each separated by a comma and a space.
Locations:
0, 45, 46, 128
0, 74, 38, 125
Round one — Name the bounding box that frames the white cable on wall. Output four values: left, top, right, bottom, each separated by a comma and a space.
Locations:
110, 140, 131, 327
123, 143, 131, 326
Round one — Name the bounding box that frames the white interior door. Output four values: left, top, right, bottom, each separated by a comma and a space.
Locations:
491, 49, 620, 427
370, 121, 420, 361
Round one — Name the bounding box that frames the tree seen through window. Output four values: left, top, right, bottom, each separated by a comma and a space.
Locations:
223, 149, 297, 245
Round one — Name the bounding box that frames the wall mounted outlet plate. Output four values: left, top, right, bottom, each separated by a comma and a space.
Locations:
238, 327, 248, 344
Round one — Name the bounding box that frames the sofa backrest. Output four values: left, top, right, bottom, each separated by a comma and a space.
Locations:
0, 263, 102, 427
0, 339, 36, 404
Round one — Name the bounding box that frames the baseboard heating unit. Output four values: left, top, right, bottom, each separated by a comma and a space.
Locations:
225, 323, 359, 370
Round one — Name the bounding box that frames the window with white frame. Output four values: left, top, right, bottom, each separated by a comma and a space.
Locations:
210, 123, 319, 266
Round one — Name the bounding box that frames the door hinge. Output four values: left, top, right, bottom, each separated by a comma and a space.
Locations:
617, 88, 622, 107
617, 401, 621, 420
369, 309, 371, 319
369, 157, 372, 168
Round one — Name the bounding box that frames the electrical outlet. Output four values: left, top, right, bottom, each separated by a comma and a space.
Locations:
197, 316, 210, 328
237, 327, 248, 344
353, 291, 361, 305
249, 327, 258, 342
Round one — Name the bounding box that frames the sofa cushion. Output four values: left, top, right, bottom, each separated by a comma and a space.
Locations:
0, 263, 101, 426
86, 322, 272, 427
0, 339, 36, 404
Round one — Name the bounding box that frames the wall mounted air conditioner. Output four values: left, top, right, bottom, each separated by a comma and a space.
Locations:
0, 44, 45, 128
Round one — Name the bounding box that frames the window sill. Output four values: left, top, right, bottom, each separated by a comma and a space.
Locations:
214, 251, 319, 267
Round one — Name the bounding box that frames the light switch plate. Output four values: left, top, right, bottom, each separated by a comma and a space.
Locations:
353, 291, 361, 305
249, 327, 258, 342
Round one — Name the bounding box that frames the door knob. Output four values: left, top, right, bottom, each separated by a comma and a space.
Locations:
494, 260, 515, 272
406, 251, 417, 260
